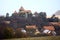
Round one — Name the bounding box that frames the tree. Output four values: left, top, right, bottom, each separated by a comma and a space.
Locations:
0, 22, 14, 39
48, 14, 59, 22
38, 12, 48, 26
6, 13, 9, 17
51, 14, 55, 18
3, 27, 14, 38
38, 12, 47, 22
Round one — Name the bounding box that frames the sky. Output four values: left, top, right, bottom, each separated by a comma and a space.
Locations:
0, 0, 60, 16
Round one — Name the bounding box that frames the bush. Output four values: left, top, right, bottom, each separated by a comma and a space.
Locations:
0, 27, 14, 39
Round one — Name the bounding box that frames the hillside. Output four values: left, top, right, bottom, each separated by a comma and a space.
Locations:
54, 10, 60, 19
55, 10, 60, 15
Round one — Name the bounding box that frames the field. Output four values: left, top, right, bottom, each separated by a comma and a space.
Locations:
3, 36, 60, 40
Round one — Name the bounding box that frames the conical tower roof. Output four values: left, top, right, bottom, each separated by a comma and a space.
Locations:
14, 10, 17, 13
19, 6, 25, 11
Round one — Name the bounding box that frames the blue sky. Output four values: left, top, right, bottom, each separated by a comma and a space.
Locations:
0, 0, 60, 16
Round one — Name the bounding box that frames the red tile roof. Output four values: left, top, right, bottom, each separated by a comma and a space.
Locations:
26, 25, 37, 29
43, 26, 55, 30
50, 22, 60, 26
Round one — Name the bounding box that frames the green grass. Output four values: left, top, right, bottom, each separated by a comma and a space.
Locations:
4, 36, 60, 40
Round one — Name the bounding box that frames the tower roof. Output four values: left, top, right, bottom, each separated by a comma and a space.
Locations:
19, 6, 25, 11
34, 11, 38, 14
13, 10, 17, 14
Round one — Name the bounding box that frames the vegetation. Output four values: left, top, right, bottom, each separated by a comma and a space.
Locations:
48, 14, 59, 22
4, 36, 60, 40
3, 27, 14, 38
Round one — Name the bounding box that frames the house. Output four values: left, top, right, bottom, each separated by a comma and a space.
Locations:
26, 25, 37, 34
16, 28, 26, 33
26, 25, 40, 36
43, 26, 56, 36
15, 28, 27, 37
50, 22, 60, 35
26, 25, 37, 29
3, 21, 10, 24
50, 22, 60, 26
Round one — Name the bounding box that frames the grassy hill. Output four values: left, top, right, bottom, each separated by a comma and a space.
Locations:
4, 36, 60, 40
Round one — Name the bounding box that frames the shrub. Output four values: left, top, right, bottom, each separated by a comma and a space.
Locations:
1, 27, 14, 39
